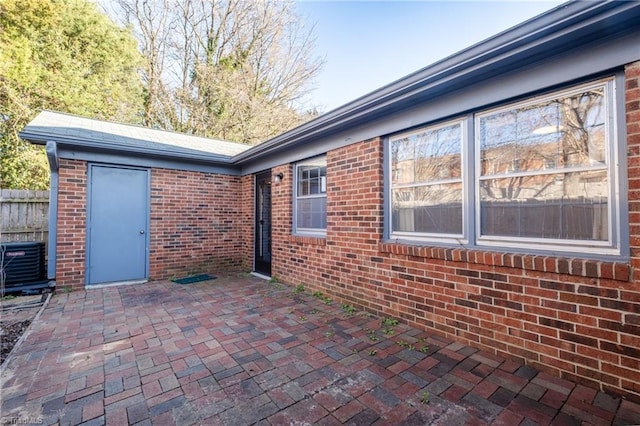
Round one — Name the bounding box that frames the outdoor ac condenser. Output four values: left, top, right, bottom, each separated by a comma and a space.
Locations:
1, 241, 48, 294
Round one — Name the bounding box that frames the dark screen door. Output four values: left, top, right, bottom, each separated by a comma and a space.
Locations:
255, 171, 272, 276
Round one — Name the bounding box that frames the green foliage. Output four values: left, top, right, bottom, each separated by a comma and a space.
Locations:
420, 391, 430, 404
394, 339, 428, 353
341, 304, 356, 315
396, 340, 415, 351
312, 291, 331, 304
381, 317, 399, 335
293, 283, 305, 294
0, 0, 143, 189
382, 317, 399, 328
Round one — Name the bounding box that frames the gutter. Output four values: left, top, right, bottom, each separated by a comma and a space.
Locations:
19, 131, 238, 166
45, 141, 58, 287
231, 0, 636, 164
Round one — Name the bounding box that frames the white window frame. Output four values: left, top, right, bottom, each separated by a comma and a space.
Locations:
385, 77, 623, 258
293, 155, 327, 237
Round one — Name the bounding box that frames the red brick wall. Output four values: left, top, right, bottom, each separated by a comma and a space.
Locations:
239, 175, 255, 271
55, 159, 87, 289
55, 163, 246, 290
148, 168, 244, 279
271, 63, 640, 402
628, 61, 640, 274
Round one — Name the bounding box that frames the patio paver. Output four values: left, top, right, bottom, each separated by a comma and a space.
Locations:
1, 274, 639, 425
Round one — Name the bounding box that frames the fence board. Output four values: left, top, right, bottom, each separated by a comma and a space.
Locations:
0, 189, 50, 247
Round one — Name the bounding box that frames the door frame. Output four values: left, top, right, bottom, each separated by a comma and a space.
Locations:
85, 163, 150, 286
254, 170, 272, 276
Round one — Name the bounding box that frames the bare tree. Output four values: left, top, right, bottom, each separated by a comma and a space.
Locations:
113, 0, 172, 127
109, 0, 323, 143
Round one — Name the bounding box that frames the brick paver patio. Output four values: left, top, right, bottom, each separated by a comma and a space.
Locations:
1, 274, 639, 425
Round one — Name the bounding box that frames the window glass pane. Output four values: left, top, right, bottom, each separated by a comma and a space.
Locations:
298, 171, 306, 196
392, 183, 463, 234
480, 170, 608, 240
297, 198, 327, 229
392, 188, 415, 231
391, 123, 462, 185
391, 137, 414, 184
295, 156, 327, 233
479, 87, 606, 176
297, 165, 327, 196
415, 124, 462, 181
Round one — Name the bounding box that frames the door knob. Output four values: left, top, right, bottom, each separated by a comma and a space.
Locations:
139, 230, 145, 234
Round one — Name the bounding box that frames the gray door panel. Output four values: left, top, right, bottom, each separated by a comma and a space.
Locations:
87, 165, 148, 285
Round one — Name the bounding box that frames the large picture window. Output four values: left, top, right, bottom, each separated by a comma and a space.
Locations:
387, 78, 622, 257
294, 156, 327, 235
477, 83, 610, 244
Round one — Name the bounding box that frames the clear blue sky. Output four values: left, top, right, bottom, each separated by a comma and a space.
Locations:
297, 0, 566, 113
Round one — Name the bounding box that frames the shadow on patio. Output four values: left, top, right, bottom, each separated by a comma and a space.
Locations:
1, 274, 639, 425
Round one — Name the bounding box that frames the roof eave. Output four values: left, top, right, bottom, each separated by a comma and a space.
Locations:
20, 130, 236, 165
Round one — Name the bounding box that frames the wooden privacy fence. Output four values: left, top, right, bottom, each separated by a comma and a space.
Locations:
0, 189, 49, 246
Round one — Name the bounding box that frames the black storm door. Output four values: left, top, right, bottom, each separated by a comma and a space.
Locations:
255, 171, 272, 276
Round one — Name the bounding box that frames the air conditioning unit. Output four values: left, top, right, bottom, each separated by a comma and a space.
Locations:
1, 242, 49, 294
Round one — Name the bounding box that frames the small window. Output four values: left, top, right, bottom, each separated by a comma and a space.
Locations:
390, 119, 465, 240
294, 156, 327, 235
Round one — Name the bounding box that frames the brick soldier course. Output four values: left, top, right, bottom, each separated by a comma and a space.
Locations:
2, 275, 639, 424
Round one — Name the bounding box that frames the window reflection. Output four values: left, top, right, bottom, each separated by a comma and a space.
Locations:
392, 185, 463, 234
480, 171, 608, 240
478, 85, 609, 242
391, 123, 462, 184
390, 121, 464, 236
479, 88, 605, 176
388, 80, 614, 249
